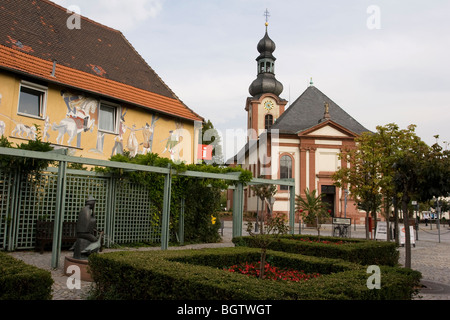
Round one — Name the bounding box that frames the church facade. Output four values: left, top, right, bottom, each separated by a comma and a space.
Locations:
229, 23, 370, 225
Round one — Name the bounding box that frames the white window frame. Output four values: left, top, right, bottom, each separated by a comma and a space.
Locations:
17, 80, 48, 119
98, 101, 119, 134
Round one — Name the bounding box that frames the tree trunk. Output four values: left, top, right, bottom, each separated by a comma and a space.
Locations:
365, 212, 370, 240
316, 215, 320, 241
385, 202, 391, 242
402, 196, 411, 269
394, 200, 399, 246
259, 248, 266, 279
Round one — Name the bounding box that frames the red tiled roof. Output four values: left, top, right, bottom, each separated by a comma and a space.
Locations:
0, 0, 203, 122
0, 44, 202, 121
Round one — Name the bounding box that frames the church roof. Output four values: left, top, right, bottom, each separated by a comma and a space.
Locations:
270, 85, 369, 135
0, 0, 203, 122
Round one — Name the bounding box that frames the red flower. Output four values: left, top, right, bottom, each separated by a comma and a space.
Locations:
224, 262, 320, 282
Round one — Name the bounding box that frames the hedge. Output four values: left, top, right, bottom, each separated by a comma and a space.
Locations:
88, 247, 420, 300
0, 251, 53, 300
232, 234, 400, 266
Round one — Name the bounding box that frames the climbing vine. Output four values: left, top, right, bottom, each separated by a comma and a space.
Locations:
96, 152, 252, 244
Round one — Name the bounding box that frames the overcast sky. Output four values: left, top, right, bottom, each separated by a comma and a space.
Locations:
53, 0, 450, 159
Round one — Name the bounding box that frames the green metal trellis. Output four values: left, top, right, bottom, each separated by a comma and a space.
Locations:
0, 147, 295, 268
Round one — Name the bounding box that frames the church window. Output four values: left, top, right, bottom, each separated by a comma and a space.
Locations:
280, 155, 292, 190
265, 114, 273, 130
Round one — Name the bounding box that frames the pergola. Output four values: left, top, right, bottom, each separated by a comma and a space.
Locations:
0, 147, 295, 268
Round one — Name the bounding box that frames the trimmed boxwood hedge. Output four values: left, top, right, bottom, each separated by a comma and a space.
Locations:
232, 234, 400, 266
0, 251, 53, 300
88, 247, 420, 300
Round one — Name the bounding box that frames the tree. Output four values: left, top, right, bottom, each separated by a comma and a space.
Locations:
251, 182, 277, 232
201, 119, 224, 165
295, 188, 330, 240
333, 131, 383, 239
245, 182, 284, 279
391, 130, 429, 268
246, 216, 289, 279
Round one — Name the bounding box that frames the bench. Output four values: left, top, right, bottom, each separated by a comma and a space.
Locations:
35, 220, 77, 254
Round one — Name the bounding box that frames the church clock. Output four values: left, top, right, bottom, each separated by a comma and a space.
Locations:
263, 100, 274, 111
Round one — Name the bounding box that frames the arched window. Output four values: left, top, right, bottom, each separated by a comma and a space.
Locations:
280, 155, 292, 190
265, 114, 273, 130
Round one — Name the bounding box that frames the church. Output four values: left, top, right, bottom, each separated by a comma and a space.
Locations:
228, 21, 370, 225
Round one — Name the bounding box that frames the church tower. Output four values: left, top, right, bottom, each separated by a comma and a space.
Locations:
246, 13, 287, 141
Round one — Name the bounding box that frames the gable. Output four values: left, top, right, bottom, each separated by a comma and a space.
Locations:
306, 124, 352, 137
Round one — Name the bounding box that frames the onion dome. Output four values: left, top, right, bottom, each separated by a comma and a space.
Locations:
249, 23, 283, 97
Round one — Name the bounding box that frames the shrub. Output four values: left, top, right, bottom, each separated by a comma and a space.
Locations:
88, 247, 420, 300
0, 251, 53, 300
233, 234, 399, 266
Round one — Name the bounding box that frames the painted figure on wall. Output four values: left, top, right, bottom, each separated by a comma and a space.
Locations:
52, 91, 97, 147
126, 124, 141, 157
43, 116, 50, 142
161, 121, 184, 161
111, 108, 127, 157
142, 114, 159, 154
0, 93, 3, 137
11, 122, 37, 140
0, 120, 4, 137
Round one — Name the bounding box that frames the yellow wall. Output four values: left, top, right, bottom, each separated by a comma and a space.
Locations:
0, 72, 197, 163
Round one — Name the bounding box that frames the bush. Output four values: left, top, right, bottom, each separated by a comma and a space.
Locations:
88, 247, 420, 300
233, 234, 400, 266
0, 251, 53, 300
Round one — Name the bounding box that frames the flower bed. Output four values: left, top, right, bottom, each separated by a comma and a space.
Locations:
224, 261, 320, 282
88, 247, 421, 300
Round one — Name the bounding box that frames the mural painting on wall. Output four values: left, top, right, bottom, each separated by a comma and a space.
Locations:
0, 90, 185, 162
0, 93, 5, 137
52, 91, 97, 148
109, 108, 160, 157
161, 121, 184, 161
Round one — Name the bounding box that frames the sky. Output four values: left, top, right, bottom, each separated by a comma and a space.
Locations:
52, 0, 450, 159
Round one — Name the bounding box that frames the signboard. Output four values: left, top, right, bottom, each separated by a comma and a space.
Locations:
332, 217, 351, 225
197, 144, 213, 160
375, 221, 388, 240
399, 224, 415, 246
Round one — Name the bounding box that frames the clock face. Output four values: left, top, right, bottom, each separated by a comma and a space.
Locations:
264, 100, 274, 111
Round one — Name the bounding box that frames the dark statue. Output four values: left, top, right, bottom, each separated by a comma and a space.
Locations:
72, 196, 103, 260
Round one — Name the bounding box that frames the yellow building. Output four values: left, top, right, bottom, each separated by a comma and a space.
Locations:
0, 0, 203, 163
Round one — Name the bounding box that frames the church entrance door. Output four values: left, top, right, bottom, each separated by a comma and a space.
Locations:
321, 185, 335, 217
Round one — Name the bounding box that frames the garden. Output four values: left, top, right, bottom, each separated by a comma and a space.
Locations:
87, 244, 420, 300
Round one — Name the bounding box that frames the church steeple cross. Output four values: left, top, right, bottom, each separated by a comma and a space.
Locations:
264, 8, 270, 26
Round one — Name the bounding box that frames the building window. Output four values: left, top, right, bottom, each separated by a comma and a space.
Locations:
280, 155, 292, 190
18, 81, 47, 118
98, 103, 117, 133
265, 114, 273, 130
